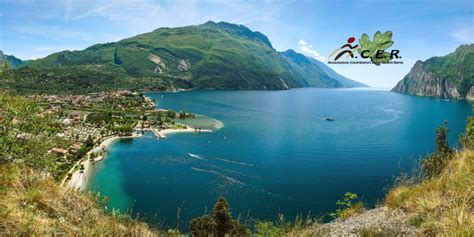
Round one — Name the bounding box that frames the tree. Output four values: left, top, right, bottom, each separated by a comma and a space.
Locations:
212, 197, 234, 236
434, 126, 451, 155
0, 62, 10, 79
0, 92, 55, 168
190, 197, 248, 237
166, 110, 176, 119
0, 62, 12, 90
423, 125, 453, 178
190, 215, 217, 237
461, 117, 474, 148
85, 135, 94, 148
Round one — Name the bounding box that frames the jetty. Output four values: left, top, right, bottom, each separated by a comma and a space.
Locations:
151, 128, 166, 139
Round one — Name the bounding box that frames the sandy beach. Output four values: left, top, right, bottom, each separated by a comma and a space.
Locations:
63, 125, 213, 191
63, 133, 142, 191
158, 125, 213, 137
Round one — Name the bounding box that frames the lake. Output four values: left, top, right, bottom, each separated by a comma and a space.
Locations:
86, 88, 472, 229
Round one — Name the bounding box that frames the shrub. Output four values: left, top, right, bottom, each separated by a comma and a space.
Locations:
190, 215, 216, 236
422, 126, 453, 178
329, 192, 365, 220
460, 117, 474, 149
190, 197, 248, 237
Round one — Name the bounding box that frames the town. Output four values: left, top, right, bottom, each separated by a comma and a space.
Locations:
31, 90, 196, 181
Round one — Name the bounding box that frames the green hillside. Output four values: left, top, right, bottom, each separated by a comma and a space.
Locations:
7, 21, 363, 93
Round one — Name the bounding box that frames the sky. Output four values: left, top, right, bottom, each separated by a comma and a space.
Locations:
0, 0, 473, 88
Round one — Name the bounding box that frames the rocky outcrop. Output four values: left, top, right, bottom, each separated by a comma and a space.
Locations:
392, 44, 474, 101
466, 86, 474, 101
392, 61, 463, 99
305, 207, 417, 236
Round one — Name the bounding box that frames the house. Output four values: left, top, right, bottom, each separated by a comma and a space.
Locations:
68, 112, 81, 119
68, 143, 83, 153
49, 148, 68, 156
68, 112, 82, 123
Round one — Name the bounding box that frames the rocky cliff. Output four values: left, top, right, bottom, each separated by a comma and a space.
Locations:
392, 44, 474, 100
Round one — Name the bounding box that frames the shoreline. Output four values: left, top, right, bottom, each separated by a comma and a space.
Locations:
64, 93, 218, 191
63, 133, 142, 191
64, 125, 214, 191
154, 125, 213, 138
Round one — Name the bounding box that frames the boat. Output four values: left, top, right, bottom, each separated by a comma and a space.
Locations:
325, 117, 335, 121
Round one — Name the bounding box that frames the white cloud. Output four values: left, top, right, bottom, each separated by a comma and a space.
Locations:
298, 39, 325, 61
452, 25, 474, 43
298, 40, 308, 45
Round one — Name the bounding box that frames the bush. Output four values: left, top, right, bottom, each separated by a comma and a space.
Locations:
329, 192, 365, 220
190, 197, 248, 237
422, 126, 453, 178
460, 117, 474, 149
190, 215, 216, 236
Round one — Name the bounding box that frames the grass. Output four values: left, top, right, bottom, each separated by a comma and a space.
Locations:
254, 213, 322, 237
385, 149, 474, 236
0, 164, 161, 236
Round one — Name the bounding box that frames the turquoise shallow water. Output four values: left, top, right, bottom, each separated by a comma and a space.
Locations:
86, 88, 471, 229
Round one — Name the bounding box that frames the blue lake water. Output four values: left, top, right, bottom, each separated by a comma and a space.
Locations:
86, 88, 472, 229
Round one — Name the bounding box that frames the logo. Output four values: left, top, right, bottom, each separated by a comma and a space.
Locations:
328, 31, 403, 65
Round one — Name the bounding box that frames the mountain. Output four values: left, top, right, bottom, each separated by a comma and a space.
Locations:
9, 21, 364, 93
281, 49, 368, 88
0, 50, 24, 69
309, 57, 368, 88
392, 44, 474, 100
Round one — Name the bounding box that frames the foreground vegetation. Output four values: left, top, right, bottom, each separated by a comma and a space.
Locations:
0, 164, 157, 236
386, 120, 474, 236
1, 85, 472, 235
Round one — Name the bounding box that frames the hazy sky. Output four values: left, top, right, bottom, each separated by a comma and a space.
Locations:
1, 0, 473, 87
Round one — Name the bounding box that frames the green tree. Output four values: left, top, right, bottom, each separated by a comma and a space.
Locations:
166, 110, 176, 119
460, 117, 474, 148
178, 111, 187, 119
0, 62, 12, 90
423, 125, 453, 178
190, 197, 248, 237
190, 215, 217, 237
85, 135, 94, 148
0, 92, 55, 169
0, 62, 9, 78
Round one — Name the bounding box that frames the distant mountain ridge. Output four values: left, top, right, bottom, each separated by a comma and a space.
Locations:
0, 50, 24, 69
5, 21, 366, 93
281, 50, 367, 88
392, 44, 474, 100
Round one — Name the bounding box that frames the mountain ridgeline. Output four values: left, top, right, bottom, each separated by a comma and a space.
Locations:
392, 44, 474, 100
5, 21, 365, 93
0, 50, 24, 69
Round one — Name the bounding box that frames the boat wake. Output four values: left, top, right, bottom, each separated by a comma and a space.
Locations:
189, 153, 255, 167
210, 157, 255, 167
190, 167, 245, 187
188, 153, 205, 160
370, 107, 404, 128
